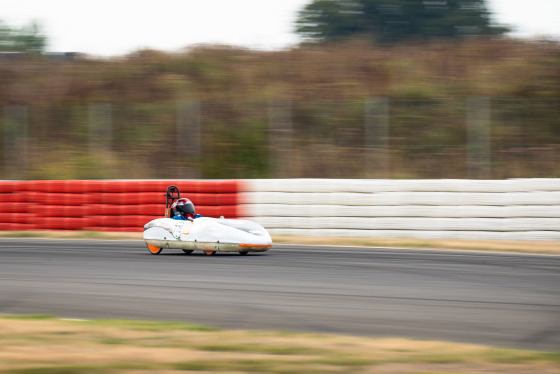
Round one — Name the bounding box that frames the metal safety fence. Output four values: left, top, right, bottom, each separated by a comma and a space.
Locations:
1, 98, 559, 180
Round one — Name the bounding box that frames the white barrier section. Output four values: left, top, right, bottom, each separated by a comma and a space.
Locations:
241, 179, 560, 241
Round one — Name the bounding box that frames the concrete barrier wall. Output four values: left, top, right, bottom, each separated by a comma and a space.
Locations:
240, 179, 560, 241
1, 179, 558, 241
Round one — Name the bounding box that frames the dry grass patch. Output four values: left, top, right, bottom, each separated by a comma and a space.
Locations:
271, 235, 560, 255
0, 231, 142, 241
0, 316, 559, 374
1, 231, 558, 255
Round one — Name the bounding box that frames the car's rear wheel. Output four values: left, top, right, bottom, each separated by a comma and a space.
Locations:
239, 251, 249, 256
182, 249, 193, 254
204, 250, 216, 256
147, 244, 162, 255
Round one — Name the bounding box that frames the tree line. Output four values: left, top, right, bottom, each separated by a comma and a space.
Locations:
0, 20, 45, 52
295, 0, 509, 43
1, 0, 509, 55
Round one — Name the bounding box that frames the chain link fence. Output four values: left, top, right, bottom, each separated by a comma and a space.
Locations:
1, 98, 559, 180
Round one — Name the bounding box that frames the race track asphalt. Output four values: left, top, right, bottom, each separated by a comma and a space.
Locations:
0, 238, 559, 351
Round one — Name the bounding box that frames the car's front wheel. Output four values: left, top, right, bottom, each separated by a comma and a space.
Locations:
147, 244, 162, 255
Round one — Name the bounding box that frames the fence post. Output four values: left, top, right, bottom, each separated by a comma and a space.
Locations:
88, 103, 112, 155
3, 106, 28, 179
268, 100, 293, 178
364, 97, 389, 178
467, 97, 491, 179
176, 101, 201, 178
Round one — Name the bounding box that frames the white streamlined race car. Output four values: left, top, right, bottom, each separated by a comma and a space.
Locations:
143, 185, 272, 255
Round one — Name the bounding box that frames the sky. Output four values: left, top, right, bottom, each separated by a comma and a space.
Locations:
1, 0, 559, 57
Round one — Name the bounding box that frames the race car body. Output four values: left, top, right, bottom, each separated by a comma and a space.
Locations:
144, 217, 272, 254
143, 185, 272, 255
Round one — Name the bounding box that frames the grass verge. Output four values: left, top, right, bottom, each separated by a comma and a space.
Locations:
271, 235, 560, 255
0, 315, 558, 374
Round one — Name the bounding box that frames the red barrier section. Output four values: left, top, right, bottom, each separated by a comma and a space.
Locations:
87, 215, 160, 228
0, 223, 37, 231
42, 205, 86, 218
0, 180, 243, 232
0, 182, 17, 193
188, 193, 239, 206
100, 192, 162, 205
35, 193, 102, 205
86, 226, 144, 233
86, 204, 162, 216
38, 217, 88, 230
0, 181, 28, 193
0, 194, 15, 203
0, 213, 36, 224
0, 202, 26, 213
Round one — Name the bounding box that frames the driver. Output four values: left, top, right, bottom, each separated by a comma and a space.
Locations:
171, 198, 202, 220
